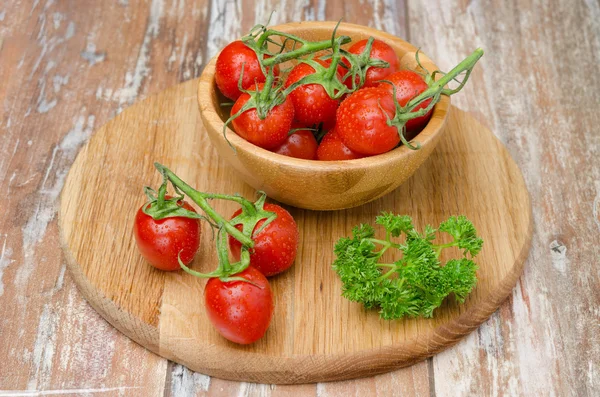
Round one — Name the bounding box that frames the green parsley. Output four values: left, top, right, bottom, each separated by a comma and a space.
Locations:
332, 213, 483, 319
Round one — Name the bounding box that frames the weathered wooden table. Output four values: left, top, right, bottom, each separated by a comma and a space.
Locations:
1, 1, 598, 395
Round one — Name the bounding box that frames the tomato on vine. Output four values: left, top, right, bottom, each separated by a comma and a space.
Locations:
344, 39, 399, 88
215, 41, 278, 100
284, 59, 340, 127
378, 70, 432, 133
230, 83, 294, 150
336, 87, 399, 155
133, 197, 201, 271
229, 203, 299, 277
139, 163, 300, 344
204, 266, 273, 344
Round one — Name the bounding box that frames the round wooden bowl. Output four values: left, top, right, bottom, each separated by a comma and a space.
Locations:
198, 21, 450, 211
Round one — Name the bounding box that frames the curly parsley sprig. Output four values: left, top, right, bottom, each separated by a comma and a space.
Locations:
332, 213, 483, 319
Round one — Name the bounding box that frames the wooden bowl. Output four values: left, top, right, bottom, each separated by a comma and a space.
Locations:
198, 21, 450, 210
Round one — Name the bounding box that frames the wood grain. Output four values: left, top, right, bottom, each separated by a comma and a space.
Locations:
59, 69, 531, 383
1, 0, 598, 395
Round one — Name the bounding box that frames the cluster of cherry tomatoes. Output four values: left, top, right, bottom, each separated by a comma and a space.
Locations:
216, 36, 435, 160
134, 164, 299, 344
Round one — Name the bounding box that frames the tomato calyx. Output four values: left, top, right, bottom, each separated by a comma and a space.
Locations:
179, 228, 262, 287
142, 182, 213, 224
229, 191, 278, 238
382, 48, 485, 150
340, 37, 391, 91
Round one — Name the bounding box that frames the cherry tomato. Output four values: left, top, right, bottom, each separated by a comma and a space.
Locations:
231, 83, 294, 150
284, 59, 340, 127
317, 127, 366, 161
215, 41, 278, 101
344, 39, 400, 89
272, 124, 318, 160
133, 198, 201, 271
204, 266, 273, 344
378, 70, 432, 133
336, 87, 399, 155
229, 203, 299, 277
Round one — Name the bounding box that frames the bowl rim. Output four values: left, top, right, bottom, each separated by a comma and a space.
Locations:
198, 21, 450, 171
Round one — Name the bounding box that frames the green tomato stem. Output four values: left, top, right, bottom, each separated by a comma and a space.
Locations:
262, 36, 351, 66
155, 163, 254, 248
404, 48, 484, 115
202, 193, 256, 215
255, 30, 307, 49
216, 228, 231, 273
259, 71, 276, 102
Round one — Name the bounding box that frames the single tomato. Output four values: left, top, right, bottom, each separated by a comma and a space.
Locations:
284, 59, 340, 126
204, 266, 273, 344
317, 127, 366, 161
229, 203, 299, 277
272, 125, 318, 160
133, 197, 201, 271
215, 41, 278, 100
344, 39, 400, 89
378, 70, 432, 133
231, 83, 294, 150
336, 87, 399, 155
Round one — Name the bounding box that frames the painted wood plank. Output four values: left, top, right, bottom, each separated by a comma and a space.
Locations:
407, 0, 600, 395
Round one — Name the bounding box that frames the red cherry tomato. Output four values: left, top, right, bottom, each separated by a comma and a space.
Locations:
231, 83, 294, 150
344, 39, 400, 88
133, 198, 201, 271
272, 125, 318, 160
336, 87, 399, 155
284, 59, 340, 127
317, 127, 366, 161
229, 203, 299, 277
204, 266, 273, 344
378, 70, 432, 133
215, 41, 278, 100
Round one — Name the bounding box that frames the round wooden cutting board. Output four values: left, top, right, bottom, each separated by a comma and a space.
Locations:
59, 78, 532, 384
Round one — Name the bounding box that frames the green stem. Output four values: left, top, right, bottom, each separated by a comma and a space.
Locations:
216, 228, 231, 273
366, 238, 390, 246
156, 163, 254, 248
377, 263, 397, 269
432, 242, 457, 249
324, 44, 342, 80
404, 48, 484, 115
256, 30, 307, 49
432, 242, 457, 257
378, 268, 396, 281
259, 71, 276, 103
202, 193, 256, 215
262, 36, 351, 66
